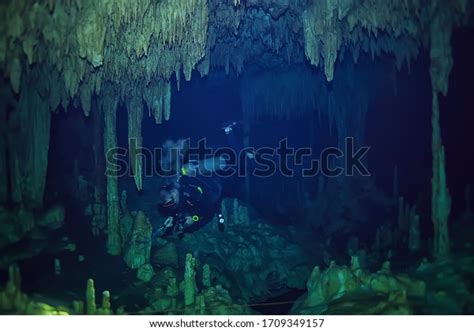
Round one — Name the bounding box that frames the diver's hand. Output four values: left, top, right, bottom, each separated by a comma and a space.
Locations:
184, 216, 194, 225
164, 216, 174, 228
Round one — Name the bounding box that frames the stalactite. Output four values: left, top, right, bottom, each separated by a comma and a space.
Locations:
302, 0, 430, 82
176, 70, 181, 92
127, 95, 144, 191
102, 94, 121, 256
143, 81, 171, 125
164, 82, 171, 121
430, 7, 454, 97
197, 46, 211, 77
80, 78, 93, 117
0, 0, 208, 120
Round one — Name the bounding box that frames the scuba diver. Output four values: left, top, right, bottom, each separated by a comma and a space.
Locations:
154, 157, 226, 237
154, 121, 246, 237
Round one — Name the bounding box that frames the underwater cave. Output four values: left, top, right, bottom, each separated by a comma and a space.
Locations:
1, 0, 474, 316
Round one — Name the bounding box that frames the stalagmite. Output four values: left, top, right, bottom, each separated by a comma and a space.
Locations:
202, 264, 212, 288
86, 279, 96, 315
84, 278, 113, 315
184, 253, 197, 306
100, 291, 112, 315
72, 301, 84, 315
123, 211, 152, 269
103, 96, 121, 256
127, 96, 144, 191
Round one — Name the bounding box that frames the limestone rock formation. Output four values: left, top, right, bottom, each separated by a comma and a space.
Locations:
291, 258, 427, 314
137, 264, 155, 283
180, 198, 311, 301
302, 0, 468, 82
0, 205, 65, 266
103, 93, 121, 255
143, 252, 252, 315
0, 266, 113, 315
152, 241, 179, 268
123, 211, 152, 269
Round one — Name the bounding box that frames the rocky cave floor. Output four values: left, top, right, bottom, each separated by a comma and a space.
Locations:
1, 187, 474, 315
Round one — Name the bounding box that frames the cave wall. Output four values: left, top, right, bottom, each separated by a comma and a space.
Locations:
0, 0, 472, 259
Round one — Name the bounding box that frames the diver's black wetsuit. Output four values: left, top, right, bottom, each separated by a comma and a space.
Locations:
176, 174, 223, 232
158, 174, 223, 235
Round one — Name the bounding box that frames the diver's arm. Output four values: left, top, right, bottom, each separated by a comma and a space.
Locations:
181, 156, 227, 177
152, 216, 175, 238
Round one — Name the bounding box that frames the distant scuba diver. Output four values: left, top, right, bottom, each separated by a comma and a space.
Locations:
154, 122, 248, 238
222, 120, 239, 135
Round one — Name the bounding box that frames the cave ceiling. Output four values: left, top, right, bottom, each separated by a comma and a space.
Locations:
0, 0, 471, 118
